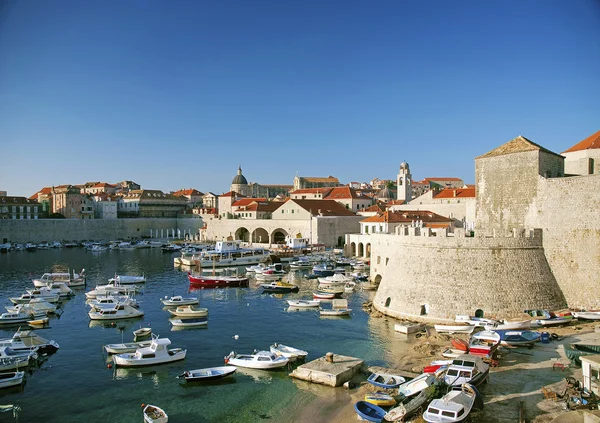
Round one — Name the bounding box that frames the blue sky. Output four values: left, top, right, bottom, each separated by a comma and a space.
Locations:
1, 0, 599, 197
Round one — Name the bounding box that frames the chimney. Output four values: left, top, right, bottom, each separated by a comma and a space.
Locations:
453, 190, 456, 198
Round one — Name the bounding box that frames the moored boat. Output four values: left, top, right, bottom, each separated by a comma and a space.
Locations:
224, 350, 289, 369
160, 295, 199, 306
354, 400, 386, 423
88, 304, 144, 320
0, 371, 25, 389
177, 366, 236, 382
260, 281, 299, 293
113, 337, 186, 367
367, 372, 406, 389
286, 299, 320, 308
109, 275, 146, 284
167, 305, 208, 318
270, 343, 308, 360
104, 338, 155, 354
319, 308, 351, 317
169, 317, 208, 328
188, 271, 249, 288
142, 404, 168, 423
0, 330, 59, 354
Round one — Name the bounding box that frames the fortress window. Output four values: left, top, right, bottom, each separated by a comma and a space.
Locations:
377, 256, 381, 264
386, 258, 389, 266
420, 304, 429, 315
385, 297, 391, 307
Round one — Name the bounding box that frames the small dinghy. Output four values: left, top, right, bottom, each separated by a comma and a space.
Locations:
397, 373, 437, 399
104, 338, 155, 354
170, 318, 208, 328
495, 330, 541, 346
160, 296, 199, 307
133, 327, 152, 340
367, 373, 406, 389
110, 275, 146, 285
354, 400, 387, 423
384, 384, 436, 422
286, 299, 320, 308
142, 404, 168, 423
27, 317, 49, 328
451, 338, 469, 352
0, 371, 25, 389
270, 343, 308, 360
224, 350, 289, 370
177, 366, 236, 382
364, 392, 396, 407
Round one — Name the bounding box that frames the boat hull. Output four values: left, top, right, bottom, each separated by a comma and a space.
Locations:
113, 349, 187, 367
188, 273, 249, 288
181, 366, 236, 382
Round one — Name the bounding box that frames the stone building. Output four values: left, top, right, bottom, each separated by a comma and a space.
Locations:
293, 175, 340, 190
562, 129, 600, 176
52, 185, 94, 219
0, 196, 40, 219
396, 162, 412, 202
118, 189, 187, 218
230, 166, 251, 197
172, 188, 204, 206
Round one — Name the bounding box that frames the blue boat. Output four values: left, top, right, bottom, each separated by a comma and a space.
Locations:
354, 401, 386, 423
312, 263, 335, 277
495, 330, 541, 346
367, 372, 406, 389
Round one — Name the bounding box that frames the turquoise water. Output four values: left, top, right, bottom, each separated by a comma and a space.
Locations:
0, 248, 406, 422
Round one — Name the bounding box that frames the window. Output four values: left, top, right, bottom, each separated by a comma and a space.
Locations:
377, 256, 381, 264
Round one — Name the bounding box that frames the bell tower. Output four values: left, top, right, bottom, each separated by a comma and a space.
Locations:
397, 162, 412, 202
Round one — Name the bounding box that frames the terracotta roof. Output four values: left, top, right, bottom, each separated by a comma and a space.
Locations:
385, 200, 405, 206
220, 191, 236, 197
286, 199, 356, 216
290, 188, 333, 195
232, 198, 266, 207
562, 130, 600, 153
477, 135, 563, 159
29, 187, 52, 200
173, 188, 204, 197
93, 182, 115, 188
434, 188, 476, 199
361, 210, 452, 224
236, 201, 281, 213
324, 187, 360, 199
298, 176, 339, 183
363, 203, 386, 213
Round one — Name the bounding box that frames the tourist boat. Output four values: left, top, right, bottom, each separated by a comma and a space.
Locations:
142, 404, 168, 423
287, 299, 320, 308
160, 295, 199, 306
572, 311, 600, 320
313, 292, 335, 300
354, 400, 387, 423
167, 305, 208, 318
0, 330, 59, 354
260, 281, 299, 293
455, 315, 500, 327
88, 304, 144, 320
443, 354, 490, 387
422, 383, 483, 423
468, 330, 500, 357
178, 366, 236, 382
104, 339, 155, 354
191, 241, 269, 268
133, 327, 152, 339
188, 271, 249, 288
367, 373, 406, 389
384, 384, 436, 422
33, 269, 86, 287
113, 337, 186, 367
169, 317, 208, 328
564, 343, 600, 365
397, 373, 437, 399
224, 350, 289, 369
270, 343, 308, 360
434, 323, 476, 334
495, 330, 541, 346
319, 308, 351, 317
0, 312, 37, 326
0, 371, 25, 390
364, 392, 396, 407
108, 274, 146, 284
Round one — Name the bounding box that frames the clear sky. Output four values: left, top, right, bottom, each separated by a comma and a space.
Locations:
1, 0, 599, 197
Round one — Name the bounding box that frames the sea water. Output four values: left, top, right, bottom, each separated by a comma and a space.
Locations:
0, 248, 415, 422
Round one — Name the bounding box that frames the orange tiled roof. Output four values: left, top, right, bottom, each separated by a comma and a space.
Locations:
299, 176, 339, 183
173, 188, 204, 197
285, 199, 356, 216
434, 188, 476, 199
423, 177, 463, 182
361, 210, 451, 224
324, 187, 359, 199
93, 182, 116, 188
363, 203, 386, 213
290, 188, 333, 195
232, 198, 266, 207
562, 130, 600, 153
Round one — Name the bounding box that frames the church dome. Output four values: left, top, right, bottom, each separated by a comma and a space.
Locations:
400, 161, 409, 169
232, 166, 248, 185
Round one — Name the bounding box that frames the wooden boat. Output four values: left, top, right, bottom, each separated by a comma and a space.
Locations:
260, 281, 299, 293
224, 350, 289, 369
354, 400, 387, 423
142, 404, 168, 423
160, 296, 199, 306
0, 371, 25, 389
451, 338, 469, 352
133, 327, 152, 339
104, 339, 155, 354
364, 392, 396, 407
423, 383, 483, 423
384, 384, 436, 422
167, 305, 208, 318
397, 373, 437, 399
113, 337, 186, 367
313, 292, 335, 300
495, 330, 541, 346
572, 311, 600, 320
109, 275, 146, 284
319, 308, 351, 316
270, 343, 308, 360
187, 271, 249, 288
434, 323, 476, 334
178, 366, 236, 382
287, 299, 320, 308
169, 317, 208, 328
564, 343, 600, 365
367, 373, 406, 389
443, 354, 489, 387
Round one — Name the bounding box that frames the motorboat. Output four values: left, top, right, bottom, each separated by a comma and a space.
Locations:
109, 275, 146, 284
315, 285, 344, 296
88, 295, 139, 309
319, 308, 351, 317
286, 299, 320, 308
32, 268, 86, 288
188, 271, 249, 288
289, 259, 312, 270
468, 330, 501, 357
88, 304, 144, 320
397, 373, 437, 399
0, 312, 37, 326
367, 373, 406, 389
0, 371, 25, 389
0, 347, 38, 370
455, 315, 500, 327
169, 318, 208, 328
312, 263, 335, 277
443, 354, 490, 387
104, 339, 155, 354
354, 401, 387, 423
270, 343, 308, 360
6, 298, 57, 315
85, 283, 140, 299
0, 330, 59, 353
9, 292, 59, 304
260, 281, 299, 293
423, 383, 483, 423
177, 366, 236, 382
142, 404, 168, 423
572, 311, 600, 320
434, 323, 476, 334
245, 263, 268, 274
495, 330, 541, 346
160, 295, 199, 307
364, 392, 396, 407
384, 384, 436, 422
167, 305, 208, 318
189, 241, 269, 268
317, 273, 353, 285
113, 337, 186, 367
224, 350, 289, 370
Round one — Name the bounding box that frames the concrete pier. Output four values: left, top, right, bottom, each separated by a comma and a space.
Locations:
289, 353, 365, 387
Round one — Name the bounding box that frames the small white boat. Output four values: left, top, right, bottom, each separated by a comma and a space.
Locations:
88, 304, 144, 320
319, 308, 351, 316
0, 312, 36, 326
170, 318, 208, 328
167, 305, 208, 318
0, 330, 59, 353
434, 323, 476, 334
572, 311, 600, 320
104, 339, 155, 354
27, 317, 49, 327
109, 275, 146, 284
178, 366, 236, 382
270, 343, 308, 360
88, 295, 139, 309
224, 350, 289, 369
484, 318, 531, 331
6, 299, 57, 315
287, 299, 320, 308
455, 315, 500, 327
133, 327, 152, 339
143, 404, 168, 423
317, 273, 353, 285
85, 283, 140, 299
32, 269, 85, 288
444, 354, 490, 387
0, 371, 25, 389
160, 295, 199, 307
113, 337, 186, 367
367, 373, 406, 389
442, 348, 467, 358
9, 292, 59, 305
423, 383, 483, 423
398, 373, 437, 399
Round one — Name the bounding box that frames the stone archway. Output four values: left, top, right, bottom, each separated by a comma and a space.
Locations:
270, 228, 288, 244
374, 274, 382, 285
251, 228, 269, 244
350, 242, 356, 257
358, 243, 364, 257
235, 227, 250, 242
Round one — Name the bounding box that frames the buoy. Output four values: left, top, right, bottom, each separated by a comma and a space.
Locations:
107, 363, 112, 369
233, 335, 239, 340
141, 404, 145, 408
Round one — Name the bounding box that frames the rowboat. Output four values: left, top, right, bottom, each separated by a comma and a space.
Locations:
0, 371, 25, 389
364, 392, 396, 407
572, 311, 600, 320
270, 343, 308, 360
142, 404, 168, 423
384, 384, 436, 422
434, 323, 476, 334
319, 308, 351, 317
167, 305, 208, 318
354, 401, 387, 423
495, 330, 541, 346
286, 299, 320, 308
104, 339, 155, 354
367, 373, 406, 389
133, 327, 152, 339
451, 338, 469, 352
160, 296, 199, 307
169, 318, 208, 328
313, 292, 335, 300
27, 317, 49, 328
397, 373, 437, 399
177, 366, 236, 382
224, 350, 289, 370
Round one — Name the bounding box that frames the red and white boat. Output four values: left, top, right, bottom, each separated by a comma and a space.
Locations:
468, 330, 500, 357
188, 271, 249, 288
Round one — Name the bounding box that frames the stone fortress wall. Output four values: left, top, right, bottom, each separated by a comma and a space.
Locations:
371, 227, 566, 322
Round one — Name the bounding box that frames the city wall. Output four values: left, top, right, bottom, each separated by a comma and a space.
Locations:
371, 227, 566, 322
0, 218, 205, 243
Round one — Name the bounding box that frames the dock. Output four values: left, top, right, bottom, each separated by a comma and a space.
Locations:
290, 353, 365, 387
